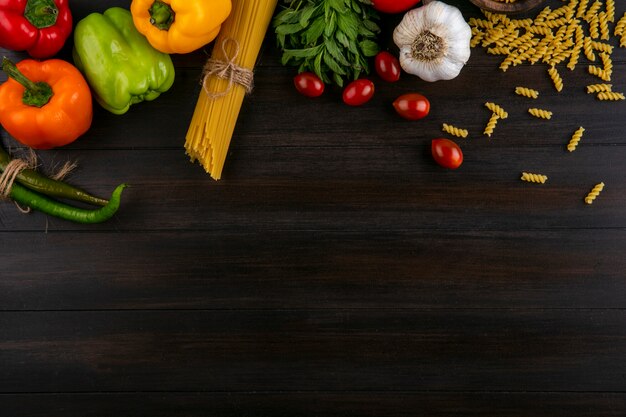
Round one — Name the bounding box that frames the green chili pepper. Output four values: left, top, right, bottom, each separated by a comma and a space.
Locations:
8, 182, 127, 224
0, 146, 109, 206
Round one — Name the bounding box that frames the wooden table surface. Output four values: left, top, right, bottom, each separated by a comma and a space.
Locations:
2, 0, 626, 415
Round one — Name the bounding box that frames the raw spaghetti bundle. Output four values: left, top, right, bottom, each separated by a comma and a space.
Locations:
185, 0, 278, 180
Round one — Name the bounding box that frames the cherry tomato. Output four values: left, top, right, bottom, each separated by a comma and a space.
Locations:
294, 72, 325, 97
342, 79, 375, 106
431, 138, 463, 169
393, 93, 430, 120
371, 0, 421, 14
374, 51, 401, 83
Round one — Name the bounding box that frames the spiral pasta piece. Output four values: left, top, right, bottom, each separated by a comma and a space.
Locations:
576, 0, 589, 18
545, 17, 569, 29
469, 18, 494, 30
508, 32, 534, 49
487, 46, 511, 55
470, 31, 485, 47
590, 41, 613, 54
548, 48, 572, 66
528, 26, 554, 36
606, 0, 615, 22
442, 123, 469, 138
567, 127, 585, 152
547, 5, 571, 20
599, 12, 610, 40
615, 13, 626, 36
586, 84, 612, 93
584, 1, 602, 23
521, 172, 548, 184
485, 102, 509, 119
515, 86, 539, 99
482, 28, 509, 47
597, 91, 625, 100
588, 15, 599, 39
584, 182, 605, 204
548, 66, 564, 92
499, 53, 523, 71
483, 113, 499, 137
588, 65, 611, 81
528, 108, 553, 120
600, 52, 613, 77
583, 37, 596, 61
567, 46, 581, 70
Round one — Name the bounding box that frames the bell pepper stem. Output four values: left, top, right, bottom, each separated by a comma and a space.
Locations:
149, 0, 175, 31
33, 5, 58, 17
1, 57, 53, 108
24, 0, 59, 28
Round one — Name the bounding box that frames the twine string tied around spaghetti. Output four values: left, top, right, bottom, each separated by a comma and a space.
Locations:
202, 38, 254, 99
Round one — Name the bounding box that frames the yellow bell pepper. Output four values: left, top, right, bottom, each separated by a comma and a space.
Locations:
130, 0, 232, 54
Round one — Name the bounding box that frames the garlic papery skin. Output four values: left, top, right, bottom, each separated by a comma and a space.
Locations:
393, 1, 472, 82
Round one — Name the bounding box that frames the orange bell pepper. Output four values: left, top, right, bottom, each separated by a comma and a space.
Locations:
0, 58, 92, 150
130, 0, 232, 54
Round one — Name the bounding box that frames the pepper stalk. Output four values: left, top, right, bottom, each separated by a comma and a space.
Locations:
1, 57, 54, 108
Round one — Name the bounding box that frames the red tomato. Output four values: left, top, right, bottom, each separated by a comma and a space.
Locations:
342, 79, 375, 106
374, 51, 401, 82
294, 72, 325, 97
372, 0, 421, 14
431, 138, 463, 169
393, 93, 430, 120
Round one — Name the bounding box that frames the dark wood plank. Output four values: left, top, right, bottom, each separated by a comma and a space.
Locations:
2, 61, 625, 150
2, 392, 626, 417
0, 144, 624, 231
0, 0, 625, 414
1, 230, 625, 311
2, 309, 626, 393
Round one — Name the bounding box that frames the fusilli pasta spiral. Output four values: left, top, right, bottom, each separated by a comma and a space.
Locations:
576, 0, 589, 18
521, 172, 548, 184
600, 52, 613, 77
584, 1, 602, 23
515, 86, 539, 99
485, 102, 509, 119
548, 66, 564, 92
590, 40, 613, 53
586, 84, 612, 93
442, 123, 469, 138
615, 13, 626, 36
584, 182, 605, 204
599, 12, 610, 40
528, 108, 553, 120
583, 37, 596, 61
606, 0, 615, 22
567, 127, 585, 152
588, 65, 611, 81
483, 113, 499, 137
588, 15, 600, 39
597, 91, 625, 100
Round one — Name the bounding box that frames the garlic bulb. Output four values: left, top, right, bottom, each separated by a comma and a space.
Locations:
393, 1, 472, 82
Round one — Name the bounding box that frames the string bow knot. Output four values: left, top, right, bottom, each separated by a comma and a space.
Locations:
202, 38, 254, 99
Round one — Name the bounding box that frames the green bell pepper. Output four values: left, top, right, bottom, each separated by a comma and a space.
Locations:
72, 7, 175, 115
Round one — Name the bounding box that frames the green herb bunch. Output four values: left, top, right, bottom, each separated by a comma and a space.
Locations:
273, 0, 381, 87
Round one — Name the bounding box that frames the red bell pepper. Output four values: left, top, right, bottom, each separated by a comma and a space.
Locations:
0, 0, 72, 59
